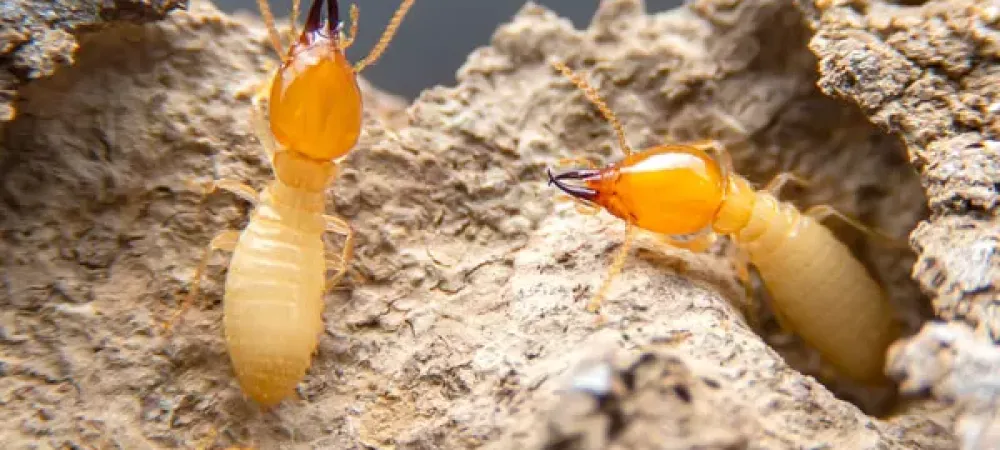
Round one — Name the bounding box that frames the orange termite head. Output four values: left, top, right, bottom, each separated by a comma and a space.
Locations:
549, 145, 727, 236
268, 0, 362, 162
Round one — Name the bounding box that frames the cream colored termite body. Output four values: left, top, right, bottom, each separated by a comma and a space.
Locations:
222, 179, 328, 405
169, 0, 415, 407
725, 182, 902, 384
546, 61, 903, 385
181, 96, 352, 407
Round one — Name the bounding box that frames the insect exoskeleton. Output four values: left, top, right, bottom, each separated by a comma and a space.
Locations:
545, 60, 903, 386
165, 0, 415, 407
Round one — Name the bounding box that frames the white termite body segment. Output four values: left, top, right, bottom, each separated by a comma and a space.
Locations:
222, 181, 326, 406
733, 192, 901, 384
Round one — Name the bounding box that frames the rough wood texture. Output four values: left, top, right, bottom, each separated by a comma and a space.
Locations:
797, 1, 1000, 447
0, 0, 967, 448
0, 0, 186, 122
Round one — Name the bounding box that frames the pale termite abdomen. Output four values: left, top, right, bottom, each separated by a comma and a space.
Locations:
735, 192, 901, 384
223, 183, 326, 406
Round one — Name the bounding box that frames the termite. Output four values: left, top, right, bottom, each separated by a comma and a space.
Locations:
165, 0, 415, 407
545, 60, 903, 385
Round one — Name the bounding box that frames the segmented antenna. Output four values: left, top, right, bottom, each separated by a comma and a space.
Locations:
354, 0, 415, 72
550, 61, 633, 157
288, 0, 301, 44
342, 4, 359, 49
256, 0, 285, 59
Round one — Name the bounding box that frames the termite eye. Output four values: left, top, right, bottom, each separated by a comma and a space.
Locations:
267, 0, 362, 162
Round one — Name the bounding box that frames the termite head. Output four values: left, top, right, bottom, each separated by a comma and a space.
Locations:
268, 0, 362, 162
549, 145, 727, 235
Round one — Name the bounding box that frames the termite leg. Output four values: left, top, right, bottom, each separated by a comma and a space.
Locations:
325, 253, 365, 291
769, 292, 800, 337
723, 242, 761, 330
804, 205, 909, 250
553, 193, 601, 215
656, 231, 717, 253
660, 227, 757, 322
251, 72, 278, 163
323, 213, 351, 234
587, 221, 636, 313
763, 172, 811, 197
194, 426, 220, 450
164, 230, 241, 332
323, 214, 358, 290
188, 179, 260, 205
731, 245, 754, 296
656, 224, 759, 325
324, 256, 346, 291
572, 200, 601, 215
555, 157, 600, 169
761, 172, 907, 249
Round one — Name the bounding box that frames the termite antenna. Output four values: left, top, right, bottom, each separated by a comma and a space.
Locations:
256, 0, 286, 59
550, 60, 633, 157
354, 0, 415, 73
342, 4, 359, 49
288, 0, 301, 46
587, 221, 636, 313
